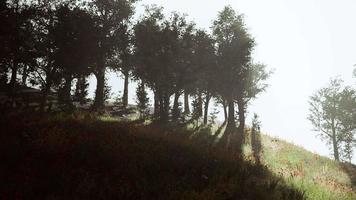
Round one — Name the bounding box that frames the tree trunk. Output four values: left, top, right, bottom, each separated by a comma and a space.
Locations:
159, 94, 164, 121
226, 99, 235, 130
40, 79, 52, 112
236, 98, 245, 154
222, 99, 228, 123
237, 98, 245, 135
138, 81, 146, 119
203, 92, 211, 125
197, 92, 203, 117
184, 90, 190, 114
331, 121, 340, 161
94, 59, 105, 110
40, 66, 56, 112
122, 69, 129, 108
75, 75, 87, 105
153, 90, 160, 119
222, 99, 236, 151
163, 93, 170, 122
22, 65, 28, 86
159, 92, 170, 123
63, 74, 72, 107
94, 66, 105, 110
8, 61, 18, 96
172, 91, 181, 121
332, 134, 340, 161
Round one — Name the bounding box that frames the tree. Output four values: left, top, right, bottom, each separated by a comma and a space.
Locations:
239, 62, 271, 132
0, 1, 13, 86
74, 75, 89, 105
191, 30, 217, 124
134, 7, 193, 122
29, 0, 62, 111
88, 0, 137, 109
308, 78, 355, 161
136, 81, 149, 119
341, 130, 355, 163
212, 6, 255, 150
2, 0, 37, 95
338, 86, 356, 162
119, 34, 132, 109
133, 6, 165, 120
52, 4, 98, 107
170, 14, 195, 121
107, 20, 133, 109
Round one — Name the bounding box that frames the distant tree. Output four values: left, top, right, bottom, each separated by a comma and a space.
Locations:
308, 78, 355, 161
136, 81, 150, 119
208, 107, 219, 127
74, 75, 89, 105
103, 77, 112, 104
191, 93, 203, 120
251, 113, 262, 164
338, 86, 356, 163
215, 96, 228, 123
183, 91, 190, 115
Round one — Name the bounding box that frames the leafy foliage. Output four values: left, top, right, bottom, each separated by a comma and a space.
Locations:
308, 78, 356, 162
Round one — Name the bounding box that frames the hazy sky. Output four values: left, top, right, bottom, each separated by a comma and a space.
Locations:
89, 0, 356, 161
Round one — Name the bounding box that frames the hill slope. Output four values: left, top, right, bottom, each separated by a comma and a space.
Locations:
255, 133, 356, 199
0, 113, 355, 199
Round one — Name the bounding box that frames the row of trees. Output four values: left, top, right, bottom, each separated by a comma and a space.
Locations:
308, 77, 356, 162
0, 0, 138, 110
1, 0, 271, 145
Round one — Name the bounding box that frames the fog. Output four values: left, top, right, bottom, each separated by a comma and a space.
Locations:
88, 0, 356, 162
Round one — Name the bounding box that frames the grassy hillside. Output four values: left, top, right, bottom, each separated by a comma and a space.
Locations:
202, 122, 356, 200
253, 133, 356, 200
0, 113, 355, 199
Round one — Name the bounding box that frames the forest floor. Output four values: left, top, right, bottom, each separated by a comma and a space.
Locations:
0, 111, 355, 199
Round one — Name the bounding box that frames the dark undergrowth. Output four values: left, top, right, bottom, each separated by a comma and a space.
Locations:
0, 113, 305, 200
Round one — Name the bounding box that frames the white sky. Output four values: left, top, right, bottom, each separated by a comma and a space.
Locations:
89, 0, 356, 162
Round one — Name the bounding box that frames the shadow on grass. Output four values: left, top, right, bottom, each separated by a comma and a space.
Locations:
340, 162, 356, 189
0, 113, 305, 200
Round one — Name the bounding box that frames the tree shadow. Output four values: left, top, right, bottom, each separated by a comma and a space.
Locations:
213, 121, 227, 137
213, 123, 245, 156
251, 129, 262, 165
340, 162, 356, 189
0, 113, 306, 199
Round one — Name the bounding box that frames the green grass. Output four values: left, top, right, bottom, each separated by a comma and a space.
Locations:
243, 131, 356, 200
